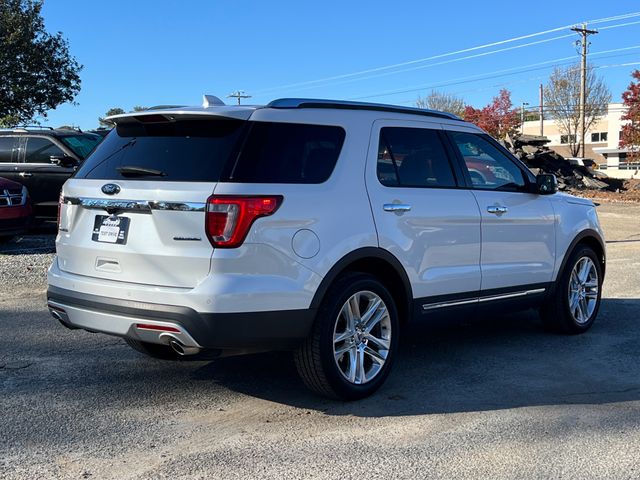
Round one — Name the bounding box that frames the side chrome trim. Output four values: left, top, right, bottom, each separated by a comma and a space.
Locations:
64, 197, 206, 213
422, 288, 546, 311
422, 298, 478, 311
477, 288, 546, 303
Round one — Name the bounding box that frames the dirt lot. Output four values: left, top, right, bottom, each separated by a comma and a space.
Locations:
1, 203, 640, 479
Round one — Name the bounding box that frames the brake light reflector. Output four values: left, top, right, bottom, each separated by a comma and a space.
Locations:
205, 195, 283, 248
135, 323, 181, 333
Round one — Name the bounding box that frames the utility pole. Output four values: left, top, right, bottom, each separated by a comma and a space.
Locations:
571, 23, 598, 157
520, 102, 529, 134
539, 83, 544, 137
227, 90, 252, 105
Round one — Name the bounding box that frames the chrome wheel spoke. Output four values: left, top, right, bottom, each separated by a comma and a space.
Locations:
355, 348, 365, 384
364, 333, 390, 350
349, 294, 361, 322
360, 298, 382, 325
334, 330, 352, 344
570, 292, 580, 312
334, 342, 352, 358
347, 347, 357, 383
364, 345, 386, 365
578, 259, 591, 283
364, 306, 387, 333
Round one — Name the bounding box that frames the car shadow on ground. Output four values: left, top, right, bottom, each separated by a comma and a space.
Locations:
0, 222, 56, 255
191, 297, 640, 416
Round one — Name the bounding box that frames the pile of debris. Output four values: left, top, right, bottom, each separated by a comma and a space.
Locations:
503, 134, 624, 192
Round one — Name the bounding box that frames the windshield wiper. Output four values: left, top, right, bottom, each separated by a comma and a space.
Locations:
117, 165, 167, 177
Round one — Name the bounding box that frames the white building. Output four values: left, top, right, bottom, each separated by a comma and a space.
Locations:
522, 103, 638, 179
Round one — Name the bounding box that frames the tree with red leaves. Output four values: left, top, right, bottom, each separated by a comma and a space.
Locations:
620, 70, 640, 160
462, 89, 520, 140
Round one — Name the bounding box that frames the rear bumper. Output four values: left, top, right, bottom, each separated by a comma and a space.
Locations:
47, 286, 315, 350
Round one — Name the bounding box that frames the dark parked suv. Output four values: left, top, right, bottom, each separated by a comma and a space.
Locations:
0, 127, 102, 218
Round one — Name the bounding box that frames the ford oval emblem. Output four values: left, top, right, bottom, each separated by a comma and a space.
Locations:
101, 183, 121, 195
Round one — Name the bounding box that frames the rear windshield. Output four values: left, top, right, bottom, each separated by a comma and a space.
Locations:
75, 119, 245, 182
75, 118, 345, 183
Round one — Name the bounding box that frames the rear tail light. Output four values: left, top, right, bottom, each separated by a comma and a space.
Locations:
205, 195, 283, 248
57, 193, 63, 230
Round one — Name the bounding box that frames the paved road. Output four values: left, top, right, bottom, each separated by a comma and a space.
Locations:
1, 203, 640, 479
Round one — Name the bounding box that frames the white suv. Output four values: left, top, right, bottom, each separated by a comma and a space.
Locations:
47, 97, 606, 399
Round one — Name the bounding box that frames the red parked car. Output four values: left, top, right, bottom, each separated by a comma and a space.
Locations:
0, 177, 32, 242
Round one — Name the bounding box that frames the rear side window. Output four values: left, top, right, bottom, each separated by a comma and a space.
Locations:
0, 137, 20, 163
377, 127, 456, 188
75, 119, 246, 182
223, 122, 345, 184
25, 137, 66, 163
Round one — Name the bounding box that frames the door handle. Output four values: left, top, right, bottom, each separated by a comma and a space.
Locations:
19, 172, 32, 178
383, 203, 412, 213
487, 205, 508, 215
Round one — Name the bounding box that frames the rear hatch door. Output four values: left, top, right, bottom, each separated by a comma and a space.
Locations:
57, 114, 248, 288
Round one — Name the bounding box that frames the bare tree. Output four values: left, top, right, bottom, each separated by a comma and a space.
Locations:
543, 64, 611, 156
416, 90, 465, 116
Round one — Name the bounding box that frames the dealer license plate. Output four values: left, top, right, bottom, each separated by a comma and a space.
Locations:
92, 215, 130, 244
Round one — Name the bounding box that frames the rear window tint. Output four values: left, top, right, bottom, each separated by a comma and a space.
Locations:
222, 122, 345, 184
75, 119, 245, 182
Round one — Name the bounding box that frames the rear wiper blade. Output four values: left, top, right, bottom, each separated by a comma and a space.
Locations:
117, 165, 167, 177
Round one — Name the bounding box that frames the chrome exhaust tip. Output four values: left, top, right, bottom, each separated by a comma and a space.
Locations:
48, 304, 78, 330
159, 333, 201, 356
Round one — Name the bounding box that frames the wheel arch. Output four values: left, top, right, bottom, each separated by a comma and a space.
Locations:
310, 247, 414, 324
556, 229, 606, 283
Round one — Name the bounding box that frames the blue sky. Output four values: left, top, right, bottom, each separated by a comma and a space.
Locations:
40, 0, 640, 129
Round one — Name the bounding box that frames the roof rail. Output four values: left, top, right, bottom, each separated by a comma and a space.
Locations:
266, 98, 462, 120
10, 125, 54, 130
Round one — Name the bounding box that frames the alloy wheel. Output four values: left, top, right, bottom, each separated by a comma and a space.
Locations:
568, 256, 599, 324
332, 290, 392, 385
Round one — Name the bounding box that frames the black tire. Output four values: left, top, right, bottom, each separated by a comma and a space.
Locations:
294, 272, 400, 400
124, 338, 183, 360
540, 244, 603, 334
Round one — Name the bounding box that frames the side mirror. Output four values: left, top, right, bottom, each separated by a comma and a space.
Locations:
536, 173, 558, 195
50, 155, 77, 168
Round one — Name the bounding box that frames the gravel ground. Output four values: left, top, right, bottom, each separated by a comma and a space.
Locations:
0, 223, 55, 291
1, 203, 640, 479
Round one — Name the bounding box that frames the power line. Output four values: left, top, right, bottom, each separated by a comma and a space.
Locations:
348, 47, 640, 101
390, 61, 640, 106
279, 33, 577, 94
251, 11, 640, 95
257, 18, 639, 96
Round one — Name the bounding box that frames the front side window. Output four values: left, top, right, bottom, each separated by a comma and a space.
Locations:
25, 137, 65, 163
448, 132, 526, 191
377, 127, 456, 188
0, 137, 20, 163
